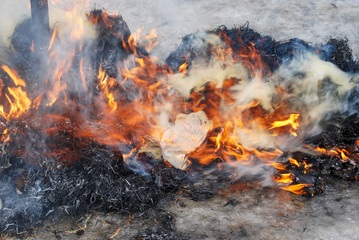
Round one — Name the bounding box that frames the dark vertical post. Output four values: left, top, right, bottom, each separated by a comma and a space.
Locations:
30, 0, 50, 91
30, 0, 50, 56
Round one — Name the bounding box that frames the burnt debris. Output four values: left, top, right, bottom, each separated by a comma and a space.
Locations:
0, 9, 359, 236
0, 114, 165, 233
87, 9, 148, 78
166, 24, 359, 74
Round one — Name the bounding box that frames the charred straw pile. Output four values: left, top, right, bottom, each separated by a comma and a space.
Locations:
0, 9, 358, 234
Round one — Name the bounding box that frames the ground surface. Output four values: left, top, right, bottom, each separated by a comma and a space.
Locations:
1, 0, 359, 239
1, 0, 359, 60
25, 180, 359, 240
101, 0, 359, 61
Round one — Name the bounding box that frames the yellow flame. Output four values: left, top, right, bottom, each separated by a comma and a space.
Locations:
273, 173, 293, 184
0, 66, 31, 119
97, 66, 118, 113
2, 65, 26, 87
280, 183, 313, 195
289, 158, 300, 167
270, 113, 300, 135
179, 57, 188, 77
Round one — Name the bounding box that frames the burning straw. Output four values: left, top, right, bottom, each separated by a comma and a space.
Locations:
0, 3, 358, 235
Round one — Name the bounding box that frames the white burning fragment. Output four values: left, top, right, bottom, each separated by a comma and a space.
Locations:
160, 111, 213, 170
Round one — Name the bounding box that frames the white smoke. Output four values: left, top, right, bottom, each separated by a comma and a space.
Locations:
161, 32, 357, 185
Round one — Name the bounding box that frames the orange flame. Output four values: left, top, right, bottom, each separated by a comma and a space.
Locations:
270, 113, 300, 136
97, 66, 118, 113
1, 10, 354, 198
30, 41, 35, 53
144, 29, 159, 52
1, 128, 10, 143
337, 148, 349, 160
273, 173, 294, 184
48, 28, 58, 51
289, 158, 300, 168
79, 58, 87, 92
1, 65, 26, 87
280, 183, 313, 195
268, 162, 287, 171
0, 65, 31, 120
178, 57, 188, 77
306, 145, 355, 162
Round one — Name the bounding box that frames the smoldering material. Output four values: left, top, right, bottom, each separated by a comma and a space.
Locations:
0, 9, 358, 236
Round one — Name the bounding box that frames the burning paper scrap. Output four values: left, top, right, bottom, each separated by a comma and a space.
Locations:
160, 111, 213, 170
138, 136, 162, 160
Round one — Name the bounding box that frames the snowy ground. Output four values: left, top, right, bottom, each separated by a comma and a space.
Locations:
1, 0, 359, 239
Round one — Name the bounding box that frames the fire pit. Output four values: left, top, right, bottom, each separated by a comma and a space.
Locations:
0, 0, 358, 239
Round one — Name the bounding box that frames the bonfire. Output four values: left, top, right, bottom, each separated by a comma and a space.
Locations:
0, 0, 358, 238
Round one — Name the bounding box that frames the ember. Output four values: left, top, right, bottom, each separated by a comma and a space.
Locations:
0, 0, 358, 236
